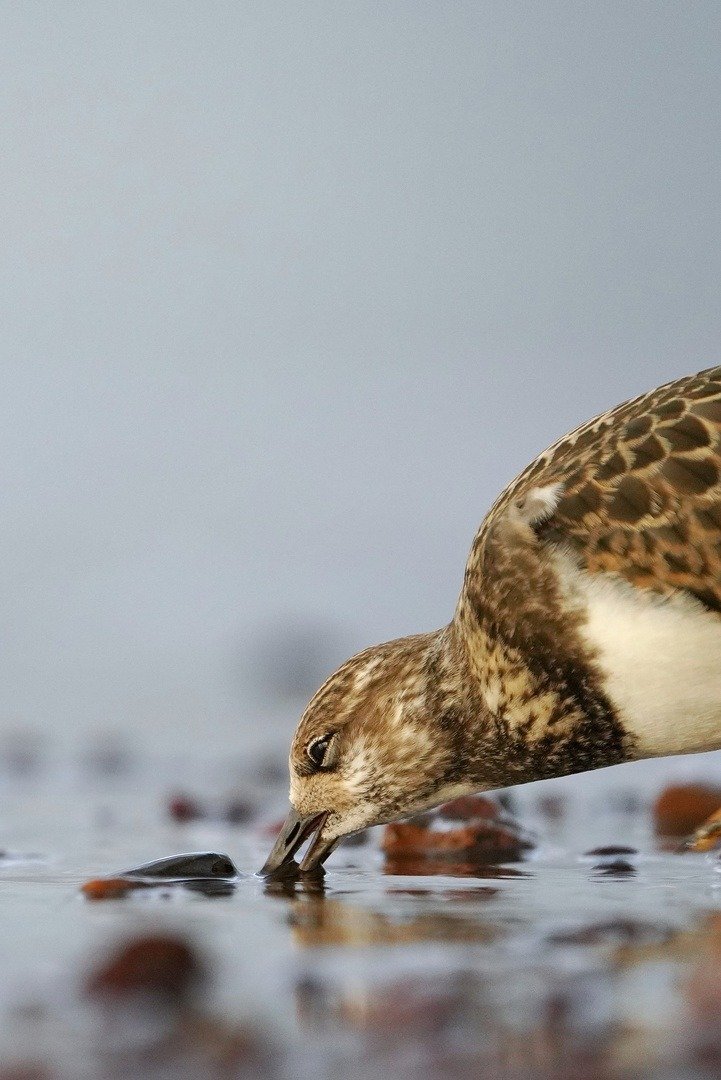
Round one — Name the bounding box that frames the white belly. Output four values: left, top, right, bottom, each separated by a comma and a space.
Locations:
552, 552, 721, 758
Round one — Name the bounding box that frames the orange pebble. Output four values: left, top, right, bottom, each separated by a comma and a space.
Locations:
652, 784, 721, 837
81, 877, 134, 900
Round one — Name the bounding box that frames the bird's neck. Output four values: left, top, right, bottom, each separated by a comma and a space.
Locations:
429, 617, 633, 791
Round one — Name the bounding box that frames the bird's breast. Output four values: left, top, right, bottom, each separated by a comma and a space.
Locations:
552, 552, 721, 758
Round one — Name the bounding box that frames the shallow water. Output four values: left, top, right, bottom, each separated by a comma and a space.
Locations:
1, 752, 721, 1078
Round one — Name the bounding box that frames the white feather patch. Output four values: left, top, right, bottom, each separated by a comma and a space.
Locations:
552, 552, 721, 757
511, 482, 564, 528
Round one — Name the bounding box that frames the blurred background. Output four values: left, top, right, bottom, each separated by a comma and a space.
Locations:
1, 2, 719, 761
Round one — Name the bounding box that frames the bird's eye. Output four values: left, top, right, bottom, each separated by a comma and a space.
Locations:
307, 734, 332, 769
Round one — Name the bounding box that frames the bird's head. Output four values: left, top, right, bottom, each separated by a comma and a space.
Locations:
260, 629, 475, 875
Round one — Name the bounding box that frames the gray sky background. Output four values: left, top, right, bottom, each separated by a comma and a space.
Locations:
1, 3, 720, 756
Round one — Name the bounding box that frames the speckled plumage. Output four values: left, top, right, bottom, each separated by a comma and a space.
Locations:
262, 366, 721, 874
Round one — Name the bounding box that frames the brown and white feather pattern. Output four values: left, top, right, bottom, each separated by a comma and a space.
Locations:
476, 364, 721, 607
456, 365, 721, 765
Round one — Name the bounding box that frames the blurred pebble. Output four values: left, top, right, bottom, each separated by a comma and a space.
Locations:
223, 797, 254, 825
2, 732, 43, 777
610, 789, 643, 814
536, 792, 566, 820
382, 795, 533, 868
253, 756, 287, 784
653, 783, 721, 837
581, 847, 639, 876
81, 740, 133, 777
438, 794, 501, 821
584, 846, 637, 857
167, 793, 204, 822
261, 817, 288, 839
86, 933, 201, 1001
166, 791, 256, 825
82, 877, 134, 901
592, 860, 636, 876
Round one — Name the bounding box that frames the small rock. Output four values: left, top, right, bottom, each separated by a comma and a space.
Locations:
610, 789, 643, 814
80, 851, 239, 900
121, 852, 238, 880
584, 846, 637, 857
81, 877, 135, 901
536, 793, 566, 820
167, 793, 204, 823
167, 792, 256, 825
223, 797, 254, 825
438, 794, 501, 821
86, 933, 202, 1001
382, 796, 532, 866
653, 784, 721, 837
592, 860, 636, 876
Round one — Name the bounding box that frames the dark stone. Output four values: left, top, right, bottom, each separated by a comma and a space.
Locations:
223, 797, 255, 825
121, 852, 239, 880
584, 846, 637, 857
593, 860, 637, 876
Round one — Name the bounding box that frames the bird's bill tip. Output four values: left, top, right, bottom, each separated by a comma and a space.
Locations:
259, 807, 330, 876
298, 830, 339, 873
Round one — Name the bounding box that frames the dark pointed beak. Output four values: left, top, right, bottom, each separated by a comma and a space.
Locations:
298, 831, 340, 874
259, 808, 330, 876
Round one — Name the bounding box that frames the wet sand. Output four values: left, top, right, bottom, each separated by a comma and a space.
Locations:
0, 750, 720, 1078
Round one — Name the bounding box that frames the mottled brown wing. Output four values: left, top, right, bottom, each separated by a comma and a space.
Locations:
476, 364, 721, 613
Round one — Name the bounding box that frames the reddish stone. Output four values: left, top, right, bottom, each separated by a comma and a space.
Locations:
86, 933, 201, 1001
437, 794, 501, 821
260, 817, 288, 838
81, 877, 134, 900
382, 797, 532, 865
653, 784, 721, 836
167, 793, 204, 823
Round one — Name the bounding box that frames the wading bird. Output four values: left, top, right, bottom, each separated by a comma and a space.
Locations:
262, 367, 721, 875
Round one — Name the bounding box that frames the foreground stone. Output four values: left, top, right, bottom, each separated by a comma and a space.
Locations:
381, 793, 533, 870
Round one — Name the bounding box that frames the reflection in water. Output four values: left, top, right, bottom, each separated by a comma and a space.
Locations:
182, 879, 237, 898
590, 860, 637, 879
262, 872, 326, 900
287, 897, 502, 948
383, 856, 530, 878
386, 885, 499, 901
289, 917, 721, 1076
296, 970, 488, 1036
292, 963, 633, 1077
